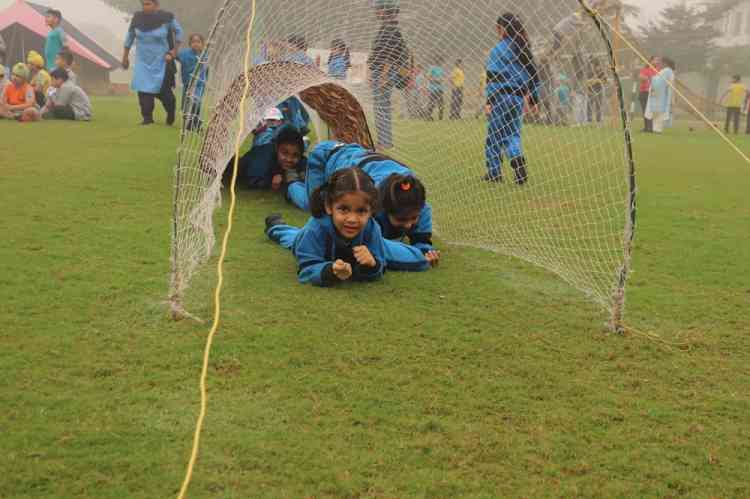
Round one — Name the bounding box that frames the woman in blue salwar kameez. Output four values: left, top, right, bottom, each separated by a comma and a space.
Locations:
121, 0, 184, 126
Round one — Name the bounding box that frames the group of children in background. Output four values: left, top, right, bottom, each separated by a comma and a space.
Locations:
721, 75, 750, 135
0, 9, 91, 122
0, 7, 207, 129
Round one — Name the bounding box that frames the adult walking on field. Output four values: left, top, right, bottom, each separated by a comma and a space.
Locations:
638, 56, 660, 133
122, 0, 184, 126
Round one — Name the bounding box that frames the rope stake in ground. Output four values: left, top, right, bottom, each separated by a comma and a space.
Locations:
176, 1, 257, 497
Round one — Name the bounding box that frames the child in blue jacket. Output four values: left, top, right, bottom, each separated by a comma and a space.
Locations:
266, 167, 387, 286
286, 141, 440, 271
484, 13, 539, 185
176, 33, 207, 131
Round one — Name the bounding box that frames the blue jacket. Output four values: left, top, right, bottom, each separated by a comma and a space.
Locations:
293, 216, 387, 286
177, 47, 208, 98
233, 125, 306, 189
486, 38, 539, 103
304, 140, 434, 249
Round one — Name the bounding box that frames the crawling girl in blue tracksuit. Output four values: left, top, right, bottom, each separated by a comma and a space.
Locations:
285, 141, 440, 272
484, 13, 539, 185
265, 167, 387, 286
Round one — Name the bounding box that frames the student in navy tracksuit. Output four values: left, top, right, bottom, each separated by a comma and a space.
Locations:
265, 167, 387, 286
227, 121, 307, 190
286, 141, 439, 271
484, 13, 539, 185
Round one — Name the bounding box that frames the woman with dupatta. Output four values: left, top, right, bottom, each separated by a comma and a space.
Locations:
122, 0, 184, 126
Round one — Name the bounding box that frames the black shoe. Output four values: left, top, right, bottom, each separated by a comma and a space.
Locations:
510, 157, 528, 185
166, 113, 176, 126
140, 119, 154, 126
481, 173, 502, 183
265, 213, 285, 232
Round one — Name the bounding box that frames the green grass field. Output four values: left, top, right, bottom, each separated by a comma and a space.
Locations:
1, 97, 749, 498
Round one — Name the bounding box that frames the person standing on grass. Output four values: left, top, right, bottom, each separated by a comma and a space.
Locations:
327, 39, 351, 80
638, 56, 660, 133
425, 57, 445, 121
720, 75, 748, 135
585, 57, 606, 124
122, 0, 184, 126
449, 59, 465, 120
484, 13, 539, 184
368, 0, 409, 150
645, 57, 675, 134
176, 34, 208, 131
39, 68, 92, 122
44, 9, 68, 73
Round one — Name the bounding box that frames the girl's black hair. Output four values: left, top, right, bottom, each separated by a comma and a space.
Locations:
274, 125, 304, 154
380, 174, 426, 217
662, 57, 676, 71
497, 13, 539, 100
310, 167, 379, 218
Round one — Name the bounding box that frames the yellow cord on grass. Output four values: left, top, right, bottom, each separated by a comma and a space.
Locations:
176, 1, 257, 497
581, 2, 750, 165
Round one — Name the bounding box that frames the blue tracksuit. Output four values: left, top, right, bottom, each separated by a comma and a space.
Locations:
232, 124, 307, 189
267, 216, 386, 286
231, 125, 278, 188
485, 39, 539, 177
287, 141, 434, 272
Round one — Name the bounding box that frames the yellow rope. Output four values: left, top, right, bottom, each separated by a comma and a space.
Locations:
176, 1, 257, 497
584, 4, 750, 164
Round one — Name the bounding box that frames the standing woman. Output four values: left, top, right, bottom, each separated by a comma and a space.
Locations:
484, 13, 539, 184
122, 0, 184, 126
644, 57, 675, 134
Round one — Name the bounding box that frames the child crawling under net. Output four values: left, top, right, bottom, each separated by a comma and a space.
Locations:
226, 113, 307, 197
266, 167, 387, 286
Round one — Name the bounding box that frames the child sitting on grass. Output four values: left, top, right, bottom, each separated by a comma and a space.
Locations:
0, 63, 37, 121
41, 68, 92, 121
54, 49, 77, 86
266, 167, 387, 286
0, 65, 8, 97
27, 50, 50, 107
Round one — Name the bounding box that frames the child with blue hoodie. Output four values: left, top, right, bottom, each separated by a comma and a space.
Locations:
265, 167, 387, 286
285, 141, 440, 271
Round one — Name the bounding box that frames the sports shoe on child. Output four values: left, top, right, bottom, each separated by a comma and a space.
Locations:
265, 213, 285, 232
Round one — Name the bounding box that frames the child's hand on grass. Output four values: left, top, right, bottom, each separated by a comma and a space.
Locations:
333, 259, 352, 281
425, 250, 441, 267
271, 174, 283, 191
353, 246, 375, 268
